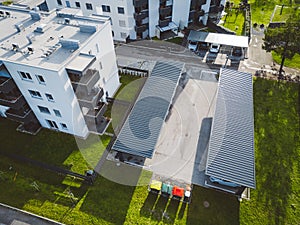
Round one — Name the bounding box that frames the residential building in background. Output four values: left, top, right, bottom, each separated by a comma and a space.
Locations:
45, 0, 226, 41
0, 5, 120, 138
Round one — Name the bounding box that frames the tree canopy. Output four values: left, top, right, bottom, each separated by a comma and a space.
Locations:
263, 13, 300, 74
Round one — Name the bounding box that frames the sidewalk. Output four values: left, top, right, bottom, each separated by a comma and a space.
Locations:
0, 203, 63, 225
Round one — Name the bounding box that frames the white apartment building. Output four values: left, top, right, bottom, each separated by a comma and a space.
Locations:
0, 5, 120, 138
45, 0, 226, 42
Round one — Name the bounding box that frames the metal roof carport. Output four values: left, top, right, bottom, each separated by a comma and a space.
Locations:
205, 68, 255, 189
188, 30, 249, 48
112, 61, 184, 159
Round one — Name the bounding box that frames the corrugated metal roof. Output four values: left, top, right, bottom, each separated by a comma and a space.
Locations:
205, 68, 255, 188
188, 30, 249, 48
112, 61, 184, 158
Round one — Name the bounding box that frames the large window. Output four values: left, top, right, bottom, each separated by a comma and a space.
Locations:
86, 3, 93, 10
102, 5, 111, 12
38, 106, 50, 114
117, 7, 125, 14
57, 0, 62, 6
53, 109, 61, 117
75, 1, 80, 8
28, 90, 42, 99
46, 120, 58, 129
36, 74, 45, 84
19, 71, 32, 81
45, 93, 54, 102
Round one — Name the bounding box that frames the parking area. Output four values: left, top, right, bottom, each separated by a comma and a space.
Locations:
144, 71, 218, 186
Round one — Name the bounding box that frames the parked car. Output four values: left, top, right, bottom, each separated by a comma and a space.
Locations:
198, 42, 209, 50
209, 43, 221, 53
209, 176, 241, 188
232, 47, 243, 57
188, 41, 198, 51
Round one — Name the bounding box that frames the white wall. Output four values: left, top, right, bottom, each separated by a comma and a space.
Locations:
3, 61, 89, 138
172, 0, 191, 29
200, 0, 211, 25
148, 0, 159, 38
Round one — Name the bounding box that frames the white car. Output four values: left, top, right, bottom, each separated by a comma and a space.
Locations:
188, 41, 198, 51
209, 43, 220, 53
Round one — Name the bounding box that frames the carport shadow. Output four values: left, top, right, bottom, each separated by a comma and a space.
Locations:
191, 117, 213, 186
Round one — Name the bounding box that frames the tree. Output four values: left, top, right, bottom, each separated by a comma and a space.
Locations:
263, 14, 300, 76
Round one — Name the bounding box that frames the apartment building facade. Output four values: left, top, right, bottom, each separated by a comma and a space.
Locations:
0, 6, 120, 138
46, 0, 226, 42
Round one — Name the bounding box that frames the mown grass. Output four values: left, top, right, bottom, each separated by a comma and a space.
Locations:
272, 52, 300, 70
166, 37, 183, 45
240, 78, 300, 225
222, 8, 245, 35
249, 0, 298, 25
272, 5, 299, 22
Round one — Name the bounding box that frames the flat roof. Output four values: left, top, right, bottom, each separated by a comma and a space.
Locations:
0, 6, 108, 70
66, 53, 96, 72
205, 68, 255, 189
188, 30, 249, 48
112, 61, 184, 158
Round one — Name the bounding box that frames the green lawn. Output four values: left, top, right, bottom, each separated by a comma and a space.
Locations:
166, 37, 183, 45
240, 78, 300, 225
250, 0, 298, 25
222, 8, 245, 35
272, 52, 300, 70
272, 5, 299, 22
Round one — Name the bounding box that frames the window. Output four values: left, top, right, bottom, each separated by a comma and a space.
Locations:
46, 120, 58, 129
38, 106, 50, 114
99, 62, 103, 70
57, 0, 62, 5
60, 123, 68, 130
120, 32, 127, 39
119, 20, 126, 27
28, 90, 42, 99
45, 93, 54, 102
117, 7, 125, 14
86, 3, 93, 10
75, 1, 80, 8
36, 75, 45, 84
19, 71, 32, 81
102, 5, 111, 12
53, 109, 61, 117
112, 31, 114, 37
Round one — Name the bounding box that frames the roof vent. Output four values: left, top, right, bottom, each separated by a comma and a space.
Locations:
79, 24, 97, 33
64, 18, 70, 24
26, 33, 35, 44
59, 38, 80, 50
12, 43, 20, 51
27, 46, 34, 54
34, 24, 49, 33
30, 11, 41, 20
15, 23, 25, 32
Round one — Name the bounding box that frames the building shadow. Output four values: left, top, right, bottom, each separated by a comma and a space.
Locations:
140, 192, 159, 218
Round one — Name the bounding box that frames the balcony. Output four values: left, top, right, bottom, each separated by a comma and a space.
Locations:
159, 18, 172, 27
69, 69, 100, 95
133, 0, 147, 7
0, 77, 15, 93
189, 9, 205, 21
5, 107, 33, 123
135, 24, 148, 33
134, 10, 149, 21
77, 87, 104, 109
84, 102, 107, 125
159, 6, 172, 16
16, 112, 41, 135
0, 92, 27, 110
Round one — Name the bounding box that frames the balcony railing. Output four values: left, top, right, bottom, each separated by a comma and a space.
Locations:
77, 87, 104, 109
135, 24, 148, 33
159, 6, 172, 16
5, 107, 33, 123
133, 0, 148, 7
0, 93, 27, 110
134, 10, 149, 21
0, 77, 15, 93
69, 69, 100, 94
84, 102, 107, 125
159, 18, 172, 27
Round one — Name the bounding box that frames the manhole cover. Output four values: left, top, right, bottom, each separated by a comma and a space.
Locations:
203, 201, 210, 208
